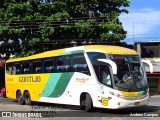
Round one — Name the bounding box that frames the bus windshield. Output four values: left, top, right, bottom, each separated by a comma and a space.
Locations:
110, 55, 148, 91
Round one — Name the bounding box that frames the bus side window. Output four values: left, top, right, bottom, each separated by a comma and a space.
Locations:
14, 63, 21, 74
56, 55, 71, 72
87, 52, 106, 79
6, 63, 12, 75
32, 60, 42, 73
22, 61, 30, 74
6, 62, 22, 75
71, 54, 90, 75
87, 52, 106, 65
12, 66, 16, 75
44, 59, 55, 73
100, 65, 112, 87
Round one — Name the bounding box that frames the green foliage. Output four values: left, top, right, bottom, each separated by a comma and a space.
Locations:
39, 21, 54, 39
0, 0, 130, 57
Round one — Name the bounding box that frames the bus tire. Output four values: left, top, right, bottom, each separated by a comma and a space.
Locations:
24, 91, 32, 105
80, 94, 85, 110
16, 91, 25, 105
85, 94, 93, 112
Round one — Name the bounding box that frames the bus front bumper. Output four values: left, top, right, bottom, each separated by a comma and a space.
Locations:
101, 95, 150, 109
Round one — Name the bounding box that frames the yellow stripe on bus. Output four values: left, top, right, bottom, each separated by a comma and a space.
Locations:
7, 49, 65, 63
84, 45, 137, 55
120, 91, 139, 97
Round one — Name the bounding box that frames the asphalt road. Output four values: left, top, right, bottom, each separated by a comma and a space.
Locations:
0, 96, 159, 119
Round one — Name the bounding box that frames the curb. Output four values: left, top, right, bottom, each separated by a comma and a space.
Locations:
150, 95, 160, 98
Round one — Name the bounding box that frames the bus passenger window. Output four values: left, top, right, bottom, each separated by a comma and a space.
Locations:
22, 62, 30, 74
71, 54, 90, 75
56, 56, 71, 72
32, 60, 42, 73
44, 59, 55, 73
12, 66, 16, 75
14, 63, 21, 74
6, 63, 21, 75
6, 64, 12, 74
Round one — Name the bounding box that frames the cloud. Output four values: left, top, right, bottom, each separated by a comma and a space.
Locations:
120, 8, 160, 40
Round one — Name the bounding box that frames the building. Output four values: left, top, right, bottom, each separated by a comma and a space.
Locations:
135, 41, 160, 95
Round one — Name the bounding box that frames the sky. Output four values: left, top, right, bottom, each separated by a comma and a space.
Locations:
120, 0, 160, 44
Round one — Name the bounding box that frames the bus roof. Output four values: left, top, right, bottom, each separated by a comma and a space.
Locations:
84, 45, 137, 55
6, 45, 137, 63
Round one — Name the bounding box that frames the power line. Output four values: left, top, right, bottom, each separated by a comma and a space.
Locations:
0, 20, 122, 32
0, 16, 119, 23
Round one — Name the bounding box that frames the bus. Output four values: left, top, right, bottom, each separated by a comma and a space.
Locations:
5, 45, 153, 111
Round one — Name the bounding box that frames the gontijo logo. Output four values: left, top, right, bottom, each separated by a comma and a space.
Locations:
101, 97, 111, 106
19, 76, 41, 82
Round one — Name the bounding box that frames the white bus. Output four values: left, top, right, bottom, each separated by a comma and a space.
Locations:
5, 45, 153, 111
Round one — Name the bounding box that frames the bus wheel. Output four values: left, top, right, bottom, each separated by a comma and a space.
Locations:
24, 91, 32, 105
80, 95, 85, 110
16, 91, 24, 105
85, 94, 93, 112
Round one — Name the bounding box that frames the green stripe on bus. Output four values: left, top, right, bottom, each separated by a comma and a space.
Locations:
59, 50, 84, 55
40, 72, 74, 98
40, 73, 62, 97
49, 72, 74, 98
71, 50, 84, 54
59, 52, 72, 55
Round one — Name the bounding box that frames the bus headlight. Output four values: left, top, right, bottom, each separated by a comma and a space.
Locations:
109, 91, 124, 99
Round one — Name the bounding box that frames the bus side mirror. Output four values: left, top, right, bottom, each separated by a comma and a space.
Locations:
98, 59, 117, 75
142, 60, 153, 73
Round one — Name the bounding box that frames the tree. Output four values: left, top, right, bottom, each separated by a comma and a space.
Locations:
0, 0, 130, 57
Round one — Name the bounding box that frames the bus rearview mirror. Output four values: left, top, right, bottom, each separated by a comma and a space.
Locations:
98, 59, 117, 75
142, 60, 153, 73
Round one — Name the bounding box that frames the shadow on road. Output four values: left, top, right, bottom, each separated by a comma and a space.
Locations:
99, 105, 160, 114
12, 99, 160, 112
6, 98, 160, 117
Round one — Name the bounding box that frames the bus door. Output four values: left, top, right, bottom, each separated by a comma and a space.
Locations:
98, 59, 117, 107
98, 64, 112, 107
